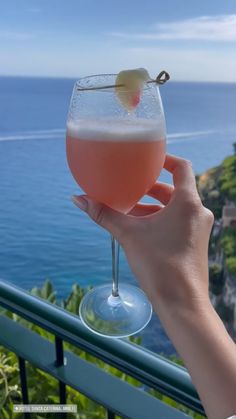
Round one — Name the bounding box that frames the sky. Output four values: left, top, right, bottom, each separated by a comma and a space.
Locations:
1, 0, 236, 81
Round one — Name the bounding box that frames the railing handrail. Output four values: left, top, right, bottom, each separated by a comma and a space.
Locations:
0, 314, 191, 419
0, 280, 204, 414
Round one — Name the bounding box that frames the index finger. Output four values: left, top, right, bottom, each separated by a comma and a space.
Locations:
164, 154, 197, 192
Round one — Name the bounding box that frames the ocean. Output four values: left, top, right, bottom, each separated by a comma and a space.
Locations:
1, 76, 236, 354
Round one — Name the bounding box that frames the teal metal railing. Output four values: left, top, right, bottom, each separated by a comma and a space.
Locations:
0, 280, 205, 419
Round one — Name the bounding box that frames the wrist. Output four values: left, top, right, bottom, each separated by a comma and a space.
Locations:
150, 264, 210, 318
155, 292, 213, 330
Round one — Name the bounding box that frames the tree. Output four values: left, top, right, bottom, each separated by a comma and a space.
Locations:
209, 263, 224, 295
233, 142, 236, 156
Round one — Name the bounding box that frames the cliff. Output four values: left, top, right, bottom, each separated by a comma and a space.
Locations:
197, 153, 236, 339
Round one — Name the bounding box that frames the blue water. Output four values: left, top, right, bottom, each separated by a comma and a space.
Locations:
1, 77, 236, 354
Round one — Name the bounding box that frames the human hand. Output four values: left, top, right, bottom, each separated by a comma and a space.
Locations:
72, 155, 236, 419
72, 154, 214, 313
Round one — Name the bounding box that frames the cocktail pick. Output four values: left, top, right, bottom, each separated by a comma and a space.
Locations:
76, 70, 170, 91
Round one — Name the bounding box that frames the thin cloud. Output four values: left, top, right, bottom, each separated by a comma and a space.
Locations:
0, 31, 33, 41
111, 15, 236, 42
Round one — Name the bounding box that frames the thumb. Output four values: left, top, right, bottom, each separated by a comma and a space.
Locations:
72, 195, 129, 242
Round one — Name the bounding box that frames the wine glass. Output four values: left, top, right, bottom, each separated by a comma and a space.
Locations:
66, 73, 166, 338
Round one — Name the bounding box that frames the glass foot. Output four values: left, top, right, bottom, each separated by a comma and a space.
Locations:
79, 283, 152, 338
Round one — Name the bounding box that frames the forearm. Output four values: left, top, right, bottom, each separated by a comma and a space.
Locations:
154, 292, 236, 419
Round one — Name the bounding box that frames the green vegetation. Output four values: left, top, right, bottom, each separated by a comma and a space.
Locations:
221, 227, 236, 258
197, 155, 236, 218
197, 166, 223, 218
197, 152, 236, 286
196, 152, 236, 331
226, 257, 236, 278
209, 263, 224, 295
220, 156, 236, 203
0, 352, 21, 419
233, 142, 236, 156
0, 281, 203, 418
221, 227, 236, 279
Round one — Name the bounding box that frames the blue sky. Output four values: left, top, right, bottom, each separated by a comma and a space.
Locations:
1, 0, 236, 81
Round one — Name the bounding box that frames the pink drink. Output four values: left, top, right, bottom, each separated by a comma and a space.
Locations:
66, 119, 165, 213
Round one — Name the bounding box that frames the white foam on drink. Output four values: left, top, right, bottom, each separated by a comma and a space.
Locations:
67, 118, 165, 142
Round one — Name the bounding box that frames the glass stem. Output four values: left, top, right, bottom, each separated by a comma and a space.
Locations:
111, 235, 120, 297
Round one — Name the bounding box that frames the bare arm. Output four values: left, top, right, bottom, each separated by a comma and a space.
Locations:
157, 288, 236, 418
73, 154, 236, 419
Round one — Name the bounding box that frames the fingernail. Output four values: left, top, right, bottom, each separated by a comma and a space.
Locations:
72, 196, 88, 211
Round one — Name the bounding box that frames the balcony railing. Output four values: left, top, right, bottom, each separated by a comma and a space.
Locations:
0, 280, 205, 418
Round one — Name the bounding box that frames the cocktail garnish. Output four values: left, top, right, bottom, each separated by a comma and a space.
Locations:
115, 68, 150, 110
76, 71, 170, 93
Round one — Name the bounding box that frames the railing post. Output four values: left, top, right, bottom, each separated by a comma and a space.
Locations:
18, 357, 30, 419
55, 336, 67, 418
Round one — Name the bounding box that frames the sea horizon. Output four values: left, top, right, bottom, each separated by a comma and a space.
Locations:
1, 74, 236, 85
